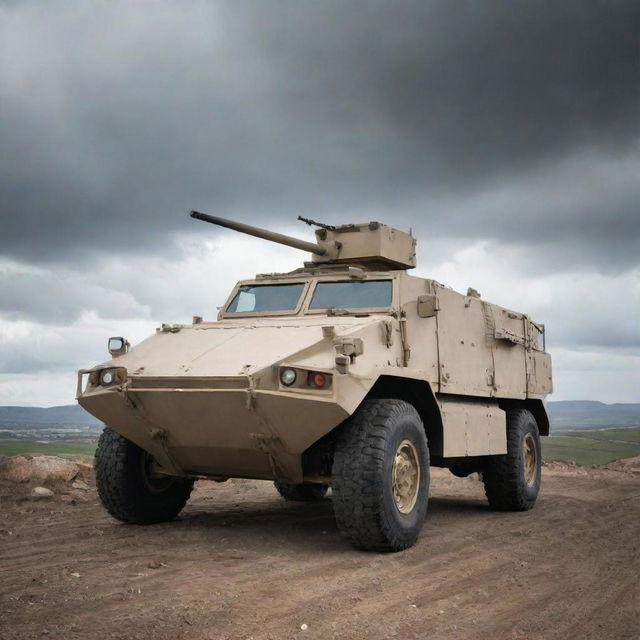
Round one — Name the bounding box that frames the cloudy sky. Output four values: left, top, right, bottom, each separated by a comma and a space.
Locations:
1, 1, 639, 406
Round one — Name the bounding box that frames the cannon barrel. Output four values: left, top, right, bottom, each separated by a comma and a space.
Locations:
190, 211, 329, 256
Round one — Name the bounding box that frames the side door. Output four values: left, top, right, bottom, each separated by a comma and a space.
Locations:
435, 287, 495, 397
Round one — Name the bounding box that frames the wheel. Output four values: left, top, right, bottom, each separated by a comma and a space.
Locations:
483, 407, 541, 511
331, 399, 430, 552
94, 427, 194, 524
274, 481, 328, 501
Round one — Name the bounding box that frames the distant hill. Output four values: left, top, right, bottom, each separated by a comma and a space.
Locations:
0, 400, 638, 433
547, 401, 640, 431
0, 404, 102, 429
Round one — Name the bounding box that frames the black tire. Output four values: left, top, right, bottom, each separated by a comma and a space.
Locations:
274, 481, 328, 502
94, 427, 194, 524
483, 408, 541, 511
331, 399, 430, 552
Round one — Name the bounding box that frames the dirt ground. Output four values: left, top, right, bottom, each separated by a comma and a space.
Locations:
1, 461, 638, 640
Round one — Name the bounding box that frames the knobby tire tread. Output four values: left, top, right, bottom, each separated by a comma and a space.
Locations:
483, 408, 540, 511
332, 399, 428, 552
95, 427, 193, 524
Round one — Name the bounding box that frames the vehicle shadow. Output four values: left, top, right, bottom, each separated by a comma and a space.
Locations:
165, 492, 492, 552
428, 496, 492, 513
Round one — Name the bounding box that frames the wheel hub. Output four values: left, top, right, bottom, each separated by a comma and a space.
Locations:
141, 451, 175, 494
392, 439, 420, 514
522, 433, 537, 486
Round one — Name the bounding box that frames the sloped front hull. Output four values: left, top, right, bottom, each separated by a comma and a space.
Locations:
79, 385, 348, 482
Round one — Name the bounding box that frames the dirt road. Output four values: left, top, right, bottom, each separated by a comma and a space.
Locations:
1, 462, 638, 640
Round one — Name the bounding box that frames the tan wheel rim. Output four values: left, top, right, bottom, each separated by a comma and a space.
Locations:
523, 433, 537, 486
392, 439, 421, 514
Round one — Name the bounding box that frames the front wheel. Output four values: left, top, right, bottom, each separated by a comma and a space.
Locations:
95, 427, 194, 524
331, 399, 430, 552
483, 408, 541, 511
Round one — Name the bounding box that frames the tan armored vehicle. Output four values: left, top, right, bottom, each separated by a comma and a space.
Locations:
77, 213, 552, 551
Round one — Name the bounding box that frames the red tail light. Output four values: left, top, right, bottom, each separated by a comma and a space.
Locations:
311, 372, 327, 388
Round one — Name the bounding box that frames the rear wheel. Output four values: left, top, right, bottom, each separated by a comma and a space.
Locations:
483, 408, 541, 511
274, 481, 328, 502
95, 427, 193, 524
331, 399, 429, 552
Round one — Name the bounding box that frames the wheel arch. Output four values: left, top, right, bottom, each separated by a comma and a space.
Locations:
498, 398, 550, 436
365, 375, 444, 457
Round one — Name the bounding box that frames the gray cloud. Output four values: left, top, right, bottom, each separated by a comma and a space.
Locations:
0, 266, 149, 323
1, 0, 638, 272
1, 1, 639, 404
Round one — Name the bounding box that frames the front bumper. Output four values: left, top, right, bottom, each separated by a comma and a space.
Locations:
77, 371, 348, 482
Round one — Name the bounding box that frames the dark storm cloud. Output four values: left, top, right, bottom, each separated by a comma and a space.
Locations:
0, 0, 638, 269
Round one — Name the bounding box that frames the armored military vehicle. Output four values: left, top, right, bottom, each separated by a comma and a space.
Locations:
77, 213, 552, 551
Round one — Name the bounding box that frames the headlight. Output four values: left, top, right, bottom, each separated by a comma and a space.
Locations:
279, 366, 332, 390
280, 367, 297, 386
99, 368, 117, 386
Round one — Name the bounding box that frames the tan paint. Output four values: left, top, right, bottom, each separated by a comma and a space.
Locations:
77, 216, 552, 481
438, 397, 506, 457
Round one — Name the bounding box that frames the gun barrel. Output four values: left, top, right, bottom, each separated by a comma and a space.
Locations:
190, 211, 328, 256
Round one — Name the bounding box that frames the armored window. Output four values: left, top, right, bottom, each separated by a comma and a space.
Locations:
309, 280, 392, 310
226, 283, 305, 313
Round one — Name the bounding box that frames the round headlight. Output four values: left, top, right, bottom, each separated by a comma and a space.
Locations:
100, 369, 115, 385
280, 368, 297, 386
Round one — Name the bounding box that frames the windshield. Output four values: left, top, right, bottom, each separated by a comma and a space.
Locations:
226, 283, 305, 313
309, 280, 392, 310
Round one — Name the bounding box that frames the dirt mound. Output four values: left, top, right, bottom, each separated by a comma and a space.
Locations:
602, 455, 640, 473
0, 454, 92, 485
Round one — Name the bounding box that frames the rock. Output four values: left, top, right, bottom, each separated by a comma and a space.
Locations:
72, 480, 90, 491
29, 456, 79, 483
75, 462, 94, 482
0, 455, 80, 484
0, 456, 31, 482
32, 487, 54, 499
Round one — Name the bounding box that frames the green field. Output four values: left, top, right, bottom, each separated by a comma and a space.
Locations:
2, 429, 639, 467
0, 440, 97, 457
554, 427, 640, 443
543, 427, 640, 466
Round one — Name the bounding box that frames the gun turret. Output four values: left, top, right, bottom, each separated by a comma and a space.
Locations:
190, 211, 417, 270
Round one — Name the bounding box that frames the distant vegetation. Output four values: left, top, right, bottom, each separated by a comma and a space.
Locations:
3, 430, 639, 467
0, 439, 97, 457
0, 404, 102, 428
542, 427, 640, 466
